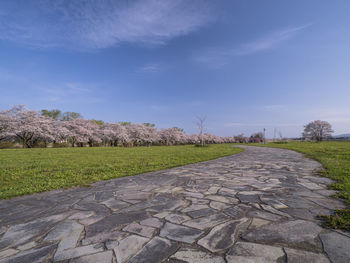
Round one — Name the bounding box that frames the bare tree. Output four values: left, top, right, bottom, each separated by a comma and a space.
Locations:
302, 120, 334, 141
278, 130, 283, 140
234, 134, 246, 143
196, 116, 206, 146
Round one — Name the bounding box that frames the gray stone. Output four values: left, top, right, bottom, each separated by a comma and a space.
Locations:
320, 231, 350, 263
140, 217, 163, 228
114, 235, 149, 263
260, 204, 291, 218
0, 227, 7, 236
188, 208, 216, 218
198, 218, 249, 252
0, 249, 18, 260
171, 247, 225, 263
281, 196, 316, 209
153, 211, 170, 218
223, 207, 245, 219
0, 213, 68, 250
226, 242, 285, 263
206, 195, 239, 204
101, 199, 130, 211
183, 213, 230, 230
146, 199, 188, 212
182, 204, 209, 213
123, 222, 156, 238
243, 220, 323, 250
0, 243, 57, 263
79, 215, 105, 226
54, 243, 104, 262
182, 191, 204, 198
284, 248, 330, 263
308, 197, 346, 209
185, 197, 210, 205
218, 188, 237, 197
70, 251, 113, 263
248, 218, 271, 230
280, 208, 315, 221
298, 182, 323, 190
74, 201, 110, 215
82, 230, 127, 245
206, 186, 221, 195
316, 189, 338, 197
247, 210, 282, 221
16, 241, 36, 250
128, 237, 179, 263
105, 240, 118, 250
160, 222, 203, 244
209, 201, 230, 210
165, 213, 191, 224
237, 193, 260, 203
44, 219, 84, 252
303, 176, 333, 185
85, 210, 149, 239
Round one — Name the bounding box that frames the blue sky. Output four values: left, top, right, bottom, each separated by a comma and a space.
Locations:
0, 0, 349, 137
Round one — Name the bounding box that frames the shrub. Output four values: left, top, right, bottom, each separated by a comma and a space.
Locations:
0, 142, 16, 149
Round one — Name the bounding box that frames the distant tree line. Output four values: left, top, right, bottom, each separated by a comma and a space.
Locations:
0, 105, 237, 148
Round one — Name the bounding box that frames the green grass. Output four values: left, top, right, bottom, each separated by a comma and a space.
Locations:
254, 141, 350, 230
0, 144, 243, 199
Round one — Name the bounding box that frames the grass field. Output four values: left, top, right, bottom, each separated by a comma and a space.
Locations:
257, 141, 350, 230
0, 144, 243, 199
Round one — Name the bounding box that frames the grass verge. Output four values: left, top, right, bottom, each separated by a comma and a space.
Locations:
0, 144, 242, 199
253, 141, 350, 230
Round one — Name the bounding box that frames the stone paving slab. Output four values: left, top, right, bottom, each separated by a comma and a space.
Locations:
0, 145, 349, 262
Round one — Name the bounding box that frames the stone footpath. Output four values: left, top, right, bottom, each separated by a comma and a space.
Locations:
0, 146, 350, 263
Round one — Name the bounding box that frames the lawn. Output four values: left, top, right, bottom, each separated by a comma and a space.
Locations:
0, 144, 243, 199
256, 141, 350, 230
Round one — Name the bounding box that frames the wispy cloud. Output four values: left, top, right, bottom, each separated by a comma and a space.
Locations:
0, 0, 214, 49
150, 105, 167, 111
305, 107, 350, 126
36, 82, 96, 102
261, 104, 286, 111
137, 64, 160, 73
65, 82, 92, 93
194, 24, 312, 67
224, 122, 299, 127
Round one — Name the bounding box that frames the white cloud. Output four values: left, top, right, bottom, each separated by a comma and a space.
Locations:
194, 24, 311, 67
0, 0, 214, 49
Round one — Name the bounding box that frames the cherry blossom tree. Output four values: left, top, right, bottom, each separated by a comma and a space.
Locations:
0, 109, 15, 142
63, 118, 102, 147
187, 134, 200, 144
127, 123, 158, 146
302, 120, 334, 141
102, 123, 129, 146
0, 105, 235, 148
158, 127, 187, 145
3, 105, 55, 148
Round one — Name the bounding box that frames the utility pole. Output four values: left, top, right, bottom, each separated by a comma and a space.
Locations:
263, 128, 266, 144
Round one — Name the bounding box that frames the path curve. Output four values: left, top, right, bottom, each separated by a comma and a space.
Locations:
0, 146, 349, 263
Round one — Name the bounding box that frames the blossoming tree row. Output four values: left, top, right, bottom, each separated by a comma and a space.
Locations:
0, 105, 235, 148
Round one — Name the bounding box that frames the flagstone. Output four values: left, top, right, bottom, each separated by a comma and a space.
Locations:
0, 146, 349, 262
